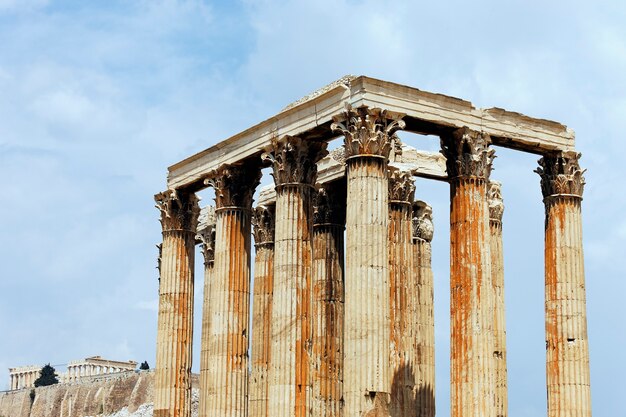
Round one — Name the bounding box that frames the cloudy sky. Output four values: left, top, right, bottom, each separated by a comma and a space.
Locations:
0, 0, 624, 415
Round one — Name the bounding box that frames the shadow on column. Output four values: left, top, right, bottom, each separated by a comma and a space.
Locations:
390, 363, 435, 417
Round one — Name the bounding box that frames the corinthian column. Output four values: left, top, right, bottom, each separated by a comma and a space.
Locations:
412, 201, 435, 417
311, 182, 346, 417
441, 127, 496, 417
249, 204, 276, 417
388, 170, 416, 417
197, 207, 216, 417
204, 162, 261, 417
488, 181, 508, 417
536, 152, 591, 417
263, 136, 327, 417
332, 105, 405, 416
154, 190, 200, 417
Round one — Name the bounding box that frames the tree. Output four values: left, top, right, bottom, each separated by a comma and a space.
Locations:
139, 361, 149, 370
34, 364, 59, 387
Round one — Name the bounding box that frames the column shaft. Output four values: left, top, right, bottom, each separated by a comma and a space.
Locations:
249, 205, 275, 417
443, 128, 496, 417
388, 171, 416, 417
332, 105, 405, 417
537, 152, 591, 417
311, 184, 345, 417
205, 162, 260, 417
264, 136, 326, 417
154, 191, 199, 417
489, 182, 508, 417
412, 202, 435, 417
198, 208, 216, 417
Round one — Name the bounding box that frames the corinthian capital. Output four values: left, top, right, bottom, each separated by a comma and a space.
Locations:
441, 127, 495, 179
388, 169, 416, 204
535, 151, 585, 198
331, 104, 405, 159
313, 182, 346, 226
204, 161, 262, 209
196, 206, 216, 265
261, 136, 328, 186
488, 181, 504, 222
155, 189, 200, 232
412, 200, 434, 242
252, 204, 276, 246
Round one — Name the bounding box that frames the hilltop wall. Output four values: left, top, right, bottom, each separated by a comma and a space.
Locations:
0, 371, 199, 417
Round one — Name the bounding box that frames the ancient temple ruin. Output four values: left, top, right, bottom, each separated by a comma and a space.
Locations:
154, 76, 591, 417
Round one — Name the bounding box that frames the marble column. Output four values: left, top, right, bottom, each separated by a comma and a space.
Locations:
332, 105, 405, 416
388, 170, 417, 417
197, 207, 216, 417
249, 204, 276, 417
204, 162, 261, 417
488, 181, 508, 417
536, 151, 591, 417
412, 201, 435, 417
154, 190, 200, 417
311, 182, 346, 417
263, 135, 327, 417
441, 127, 496, 417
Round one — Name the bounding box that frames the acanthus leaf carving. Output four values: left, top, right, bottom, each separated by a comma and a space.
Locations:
535, 151, 585, 198
204, 161, 262, 209
155, 189, 200, 232
331, 104, 406, 159
261, 135, 328, 186
388, 169, 416, 204
252, 204, 276, 246
441, 126, 495, 179
412, 200, 434, 242
196, 206, 216, 265
488, 180, 505, 222
313, 183, 346, 226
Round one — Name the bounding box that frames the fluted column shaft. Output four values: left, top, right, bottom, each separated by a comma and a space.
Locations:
388, 171, 416, 417
412, 202, 435, 417
332, 105, 405, 417
205, 163, 261, 417
442, 127, 496, 417
198, 208, 216, 417
311, 184, 346, 417
537, 152, 591, 417
154, 191, 199, 417
249, 205, 276, 417
489, 182, 508, 417
264, 136, 327, 417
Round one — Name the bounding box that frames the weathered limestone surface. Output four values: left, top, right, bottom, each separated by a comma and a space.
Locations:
412, 201, 435, 417
332, 105, 405, 417
154, 191, 200, 417
311, 183, 346, 417
442, 127, 496, 417
204, 163, 261, 417
537, 152, 592, 417
488, 181, 508, 417
388, 170, 416, 417
196, 207, 216, 417
263, 136, 327, 417
249, 204, 276, 417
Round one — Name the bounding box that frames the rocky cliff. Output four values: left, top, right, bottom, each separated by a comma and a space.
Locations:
0, 371, 199, 417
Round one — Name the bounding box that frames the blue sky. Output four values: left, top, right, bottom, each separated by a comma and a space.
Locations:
0, 1, 624, 415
